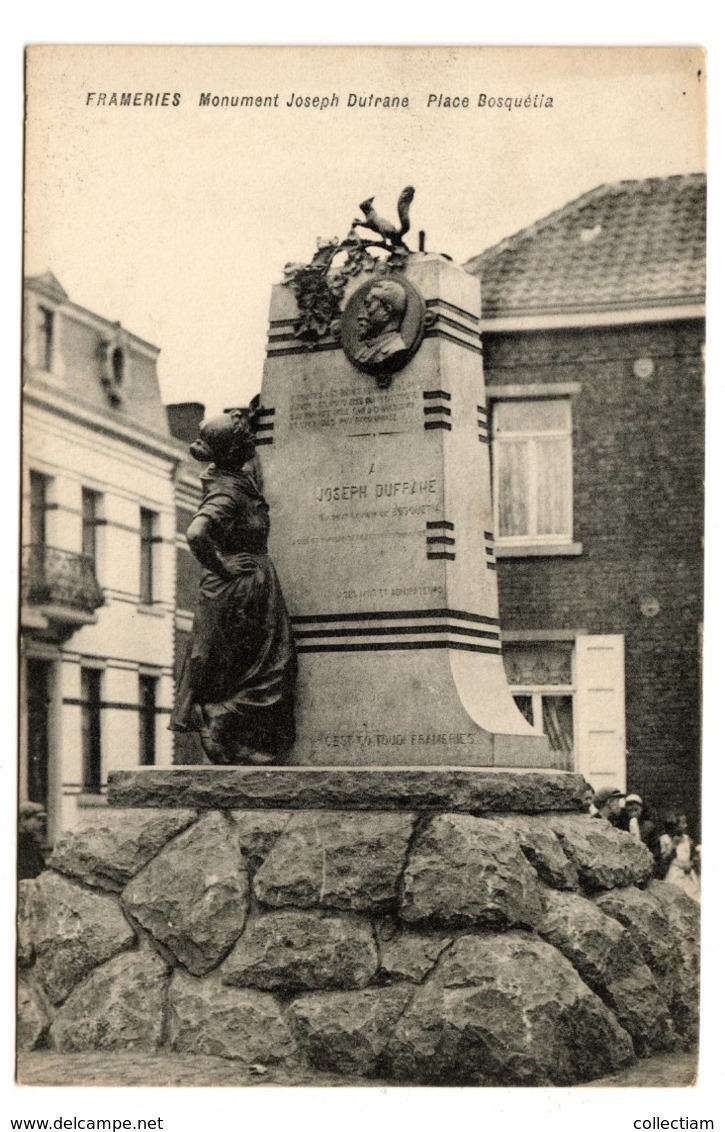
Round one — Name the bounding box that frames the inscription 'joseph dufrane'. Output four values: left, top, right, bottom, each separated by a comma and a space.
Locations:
316, 479, 437, 503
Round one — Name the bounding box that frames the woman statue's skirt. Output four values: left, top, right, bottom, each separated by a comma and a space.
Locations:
170, 552, 297, 763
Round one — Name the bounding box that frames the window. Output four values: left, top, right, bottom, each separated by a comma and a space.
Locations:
139, 508, 159, 605
139, 675, 157, 766
492, 399, 572, 543
26, 658, 52, 807
82, 488, 102, 568
38, 306, 54, 371
502, 635, 626, 789
111, 346, 125, 386
26, 473, 53, 603
81, 668, 103, 793
101, 344, 125, 406
503, 642, 575, 766
30, 471, 50, 547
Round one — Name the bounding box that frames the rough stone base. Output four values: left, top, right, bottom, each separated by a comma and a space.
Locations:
18, 769, 699, 1084
108, 766, 589, 813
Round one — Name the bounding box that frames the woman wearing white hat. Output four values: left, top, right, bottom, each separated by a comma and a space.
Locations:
616, 792, 658, 857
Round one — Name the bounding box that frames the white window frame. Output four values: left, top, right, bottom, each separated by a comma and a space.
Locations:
509, 687, 575, 732
504, 638, 575, 765
30, 299, 64, 381
503, 631, 626, 788
490, 384, 580, 555
139, 507, 160, 606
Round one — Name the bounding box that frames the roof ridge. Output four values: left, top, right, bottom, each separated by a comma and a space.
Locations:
465, 173, 706, 317
25, 272, 69, 302
464, 173, 706, 271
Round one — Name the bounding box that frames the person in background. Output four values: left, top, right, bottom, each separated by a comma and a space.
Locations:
17, 802, 47, 880
617, 792, 659, 856
658, 813, 700, 902
590, 787, 624, 825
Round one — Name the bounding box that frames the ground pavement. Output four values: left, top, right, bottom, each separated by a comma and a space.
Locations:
16, 1049, 698, 1089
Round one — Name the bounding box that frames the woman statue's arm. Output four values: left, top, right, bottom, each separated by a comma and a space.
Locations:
186, 515, 235, 579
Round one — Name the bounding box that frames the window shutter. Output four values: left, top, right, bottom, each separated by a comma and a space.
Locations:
574, 634, 626, 792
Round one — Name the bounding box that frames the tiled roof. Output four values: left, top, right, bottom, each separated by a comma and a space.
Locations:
464, 174, 706, 319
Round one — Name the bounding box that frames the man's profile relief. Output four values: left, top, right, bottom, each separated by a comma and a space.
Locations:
354, 280, 409, 366
341, 274, 425, 386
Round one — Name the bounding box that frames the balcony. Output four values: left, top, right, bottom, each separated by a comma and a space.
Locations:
21, 545, 104, 640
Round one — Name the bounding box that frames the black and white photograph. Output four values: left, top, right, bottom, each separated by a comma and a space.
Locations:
13, 41, 712, 1115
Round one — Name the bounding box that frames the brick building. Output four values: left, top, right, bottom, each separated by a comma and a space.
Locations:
21, 274, 188, 838
466, 174, 705, 832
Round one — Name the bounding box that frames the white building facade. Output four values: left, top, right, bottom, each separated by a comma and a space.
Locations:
21, 273, 187, 840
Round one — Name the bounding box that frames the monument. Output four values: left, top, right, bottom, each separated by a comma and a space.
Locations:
258, 192, 554, 768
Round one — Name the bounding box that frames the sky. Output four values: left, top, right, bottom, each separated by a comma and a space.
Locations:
23, 46, 706, 415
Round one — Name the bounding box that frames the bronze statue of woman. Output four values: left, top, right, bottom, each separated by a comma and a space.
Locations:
170, 408, 296, 764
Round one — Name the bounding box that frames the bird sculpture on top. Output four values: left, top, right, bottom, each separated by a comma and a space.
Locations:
352, 185, 415, 250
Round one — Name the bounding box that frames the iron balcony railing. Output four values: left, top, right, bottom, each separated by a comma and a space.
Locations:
22, 545, 104, 615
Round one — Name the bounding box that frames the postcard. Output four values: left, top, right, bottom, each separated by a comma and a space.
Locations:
18, 45, 707, 1111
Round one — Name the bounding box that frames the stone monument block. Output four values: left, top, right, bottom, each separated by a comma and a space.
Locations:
259, 253, 552, 767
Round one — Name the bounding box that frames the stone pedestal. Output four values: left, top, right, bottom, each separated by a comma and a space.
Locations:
17, 768, 699, 1085
107, 765, 589, 812
258, 254, 552, 767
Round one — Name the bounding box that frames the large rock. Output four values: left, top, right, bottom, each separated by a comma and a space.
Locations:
221, 909, 378, 991
17, 880, 36, 967
168, 970, 298, 1064
17, 974, 51, 1051
290, 986, 413, 1077
122, 811, 248, 976
550, 816, 653, 892
253, 811, 417, 912
49, 808, 197, 891
109, 767, 589, 814
538, 890, 676, 1056
647, 881, 700, 1045
31, 870, 136, 1005
50, 949, 168, 1052
382, 932, 635, 1086
594, 886, 680, 992
231, 810, 291, 865
376, 919, 453, 983
401, 814, 542, 928
497, 815, 579, 890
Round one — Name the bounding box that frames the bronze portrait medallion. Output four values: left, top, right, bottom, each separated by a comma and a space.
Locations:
341, 274, 426, 386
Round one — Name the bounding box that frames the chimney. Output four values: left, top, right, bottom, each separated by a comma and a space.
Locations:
166, 402, 205, 444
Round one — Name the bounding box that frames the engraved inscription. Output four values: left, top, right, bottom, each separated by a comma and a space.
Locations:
341, 585, 443, 599
318, 731, 477, 750
311, 477, 441, 524
315, 478, 436, 502
289, 385, 417, 430
292, 530, 422, 546
315, 484, 369, 502
319, 509, 390, 522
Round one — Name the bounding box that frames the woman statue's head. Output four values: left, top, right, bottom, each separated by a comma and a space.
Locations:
190, 408, 256, 469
